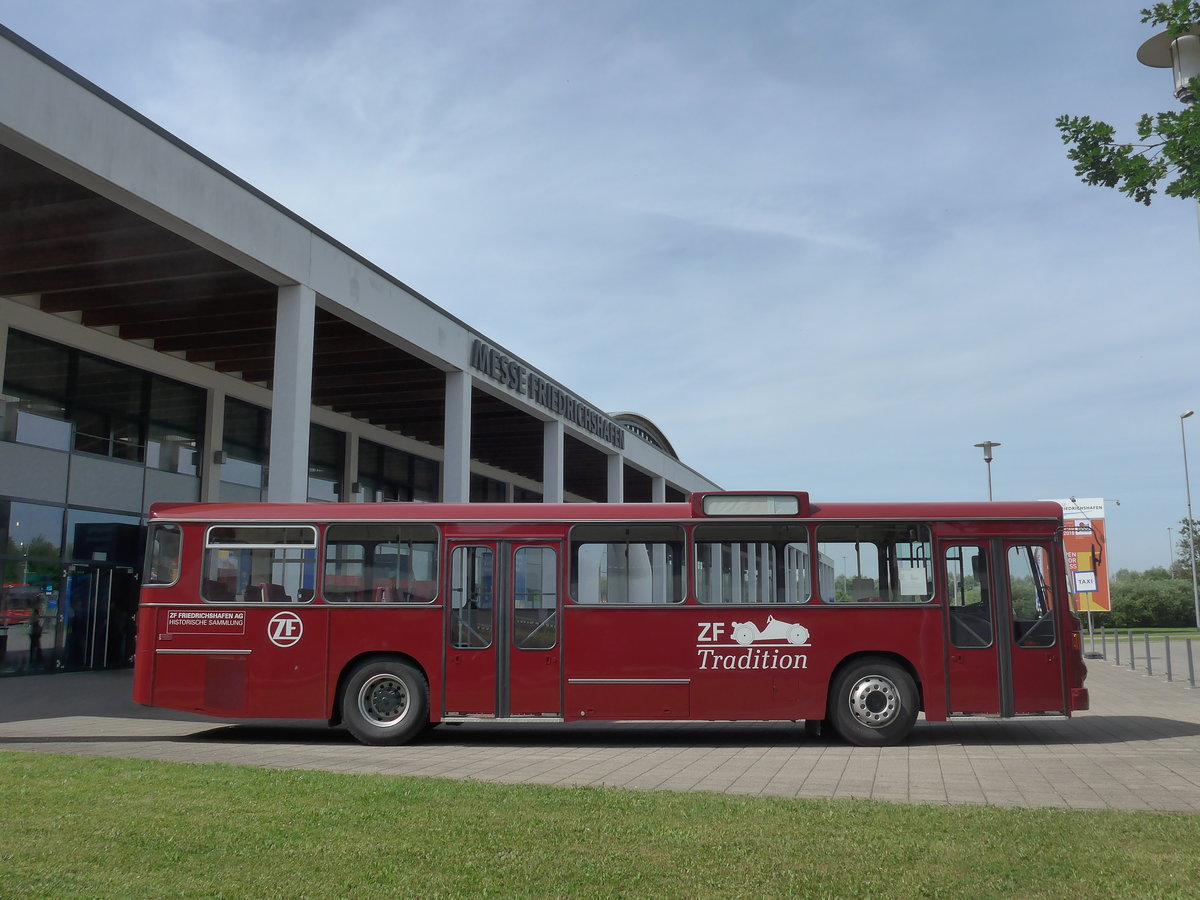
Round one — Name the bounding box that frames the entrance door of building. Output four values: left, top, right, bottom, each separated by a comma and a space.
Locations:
64, 565, 137, 670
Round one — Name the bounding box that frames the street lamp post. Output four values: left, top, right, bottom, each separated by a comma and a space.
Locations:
1138, 34, 1200, 626
1180, 411, 1200, 629
974, 441, 1001, 501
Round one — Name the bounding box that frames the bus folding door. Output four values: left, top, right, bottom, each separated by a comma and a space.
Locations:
443, 541, 561, 718
943, 540, 1067, 717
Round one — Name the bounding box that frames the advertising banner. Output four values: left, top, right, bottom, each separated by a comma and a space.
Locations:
1045, 498, 1111, 612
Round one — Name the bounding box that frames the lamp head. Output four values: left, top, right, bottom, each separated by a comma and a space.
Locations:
1139, 27, 1200, 103
974, 441, 1001, 463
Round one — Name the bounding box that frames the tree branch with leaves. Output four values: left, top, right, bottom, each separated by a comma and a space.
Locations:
1056, 3, 1200, 204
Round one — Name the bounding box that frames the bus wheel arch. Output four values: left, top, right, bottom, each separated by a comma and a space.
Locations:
825, 653, 921, 747
336, 654, 430, 746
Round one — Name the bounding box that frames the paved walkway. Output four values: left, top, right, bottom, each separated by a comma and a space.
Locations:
1, 659, 1198, 811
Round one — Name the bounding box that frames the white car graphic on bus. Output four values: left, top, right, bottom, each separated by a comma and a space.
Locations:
731, 616, 810, 647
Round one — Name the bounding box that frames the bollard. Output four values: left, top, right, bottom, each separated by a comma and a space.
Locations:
1101, 625, 1107, 661
1146, 632, 1153, 677
1167, 636, 1174, 683
1129, 629, 1136, 671
1115, 629, 1121, 666
1189, 638, 1197, 689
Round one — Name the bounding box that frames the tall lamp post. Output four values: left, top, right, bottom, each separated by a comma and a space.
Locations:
1181, 411, 1200, 629
1139, 33, 1200, 626
974, 441, 1001, 501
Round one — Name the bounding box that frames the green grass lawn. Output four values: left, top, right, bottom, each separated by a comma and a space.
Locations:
1, 750, 1198, 899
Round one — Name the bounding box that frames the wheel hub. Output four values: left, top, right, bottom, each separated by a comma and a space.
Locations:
846, 674, 900, 728
360, 674, 410, 726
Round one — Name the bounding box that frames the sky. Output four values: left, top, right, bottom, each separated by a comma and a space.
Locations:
1, 1, 1197, 573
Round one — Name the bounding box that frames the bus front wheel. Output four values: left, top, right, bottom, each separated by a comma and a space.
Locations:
342, 659, 429, 746
829, 658, 917, 747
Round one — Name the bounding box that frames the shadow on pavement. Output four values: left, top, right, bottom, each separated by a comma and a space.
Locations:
178, 715, 1200, 749
5, 670, 1200, 750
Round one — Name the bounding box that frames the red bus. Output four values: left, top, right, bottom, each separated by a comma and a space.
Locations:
132, 492, 1088, 747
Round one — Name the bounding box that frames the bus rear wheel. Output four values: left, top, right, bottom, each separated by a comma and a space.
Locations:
342, 659, 428, 746
829, 658, 917, 747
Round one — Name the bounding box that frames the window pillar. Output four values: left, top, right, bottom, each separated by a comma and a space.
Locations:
542, 420, 564, 502
266, 284, 315, 502
443, 370, 471, 502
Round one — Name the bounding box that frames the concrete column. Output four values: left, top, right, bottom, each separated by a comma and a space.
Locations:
343, 432, 359, 502
0, 320, 9, 442
606, 453, 624, 503
0, 319, 8, 387
542, 420, 564, 503
707, 544, 722, 602
200, 388, 225, 502
731, 544, 744, 603
651, 476, 667, 503
266, 284, 316, 502
442, 370, 472, 502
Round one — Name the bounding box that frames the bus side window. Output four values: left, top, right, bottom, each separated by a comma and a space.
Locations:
202, 525, 317, 603
569, 524, 685, 604
449, 545, 493, 648
815, 523, 933, 603
692, 523, 811, 604
513, 546, 557, 650
1008, 546, 1055, 648
144, 523, 182, 586
323, 523, 439, 603
944, 545, 992, 648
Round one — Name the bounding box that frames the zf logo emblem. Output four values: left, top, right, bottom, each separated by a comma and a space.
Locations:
267, 611, 303, 647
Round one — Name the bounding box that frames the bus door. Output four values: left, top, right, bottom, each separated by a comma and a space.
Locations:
1001, 541, 1065, 714
942, 541, 1066, 716
443, 541, 562, 717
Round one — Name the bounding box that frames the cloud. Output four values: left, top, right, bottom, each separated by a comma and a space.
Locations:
3, 0, 1196, 570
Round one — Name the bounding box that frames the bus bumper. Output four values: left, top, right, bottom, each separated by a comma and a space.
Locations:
1071, 687, 1089, 712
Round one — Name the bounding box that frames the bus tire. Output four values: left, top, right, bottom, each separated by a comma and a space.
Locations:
829, 658, 917, 747
342, 659, 429, 746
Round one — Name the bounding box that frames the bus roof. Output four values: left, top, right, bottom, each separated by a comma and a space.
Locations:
147, 497, 1064, 524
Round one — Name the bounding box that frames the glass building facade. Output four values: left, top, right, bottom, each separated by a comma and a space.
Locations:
0, 329, 458, 676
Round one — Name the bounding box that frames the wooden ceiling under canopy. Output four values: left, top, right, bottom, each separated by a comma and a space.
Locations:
0, 143, 624, 495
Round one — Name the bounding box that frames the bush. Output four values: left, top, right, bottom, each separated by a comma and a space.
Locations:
1105, 568, 1196, 628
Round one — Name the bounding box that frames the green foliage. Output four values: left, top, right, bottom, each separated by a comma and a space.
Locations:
1142, 1, 1200, 31
1056, 4, 1200, 204
1009, 576, 1039, 618
1172, 517, 1200, 578
1107, 566, 1196, 626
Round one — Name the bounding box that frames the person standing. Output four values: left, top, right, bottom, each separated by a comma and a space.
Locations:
26, 606, 43, 671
